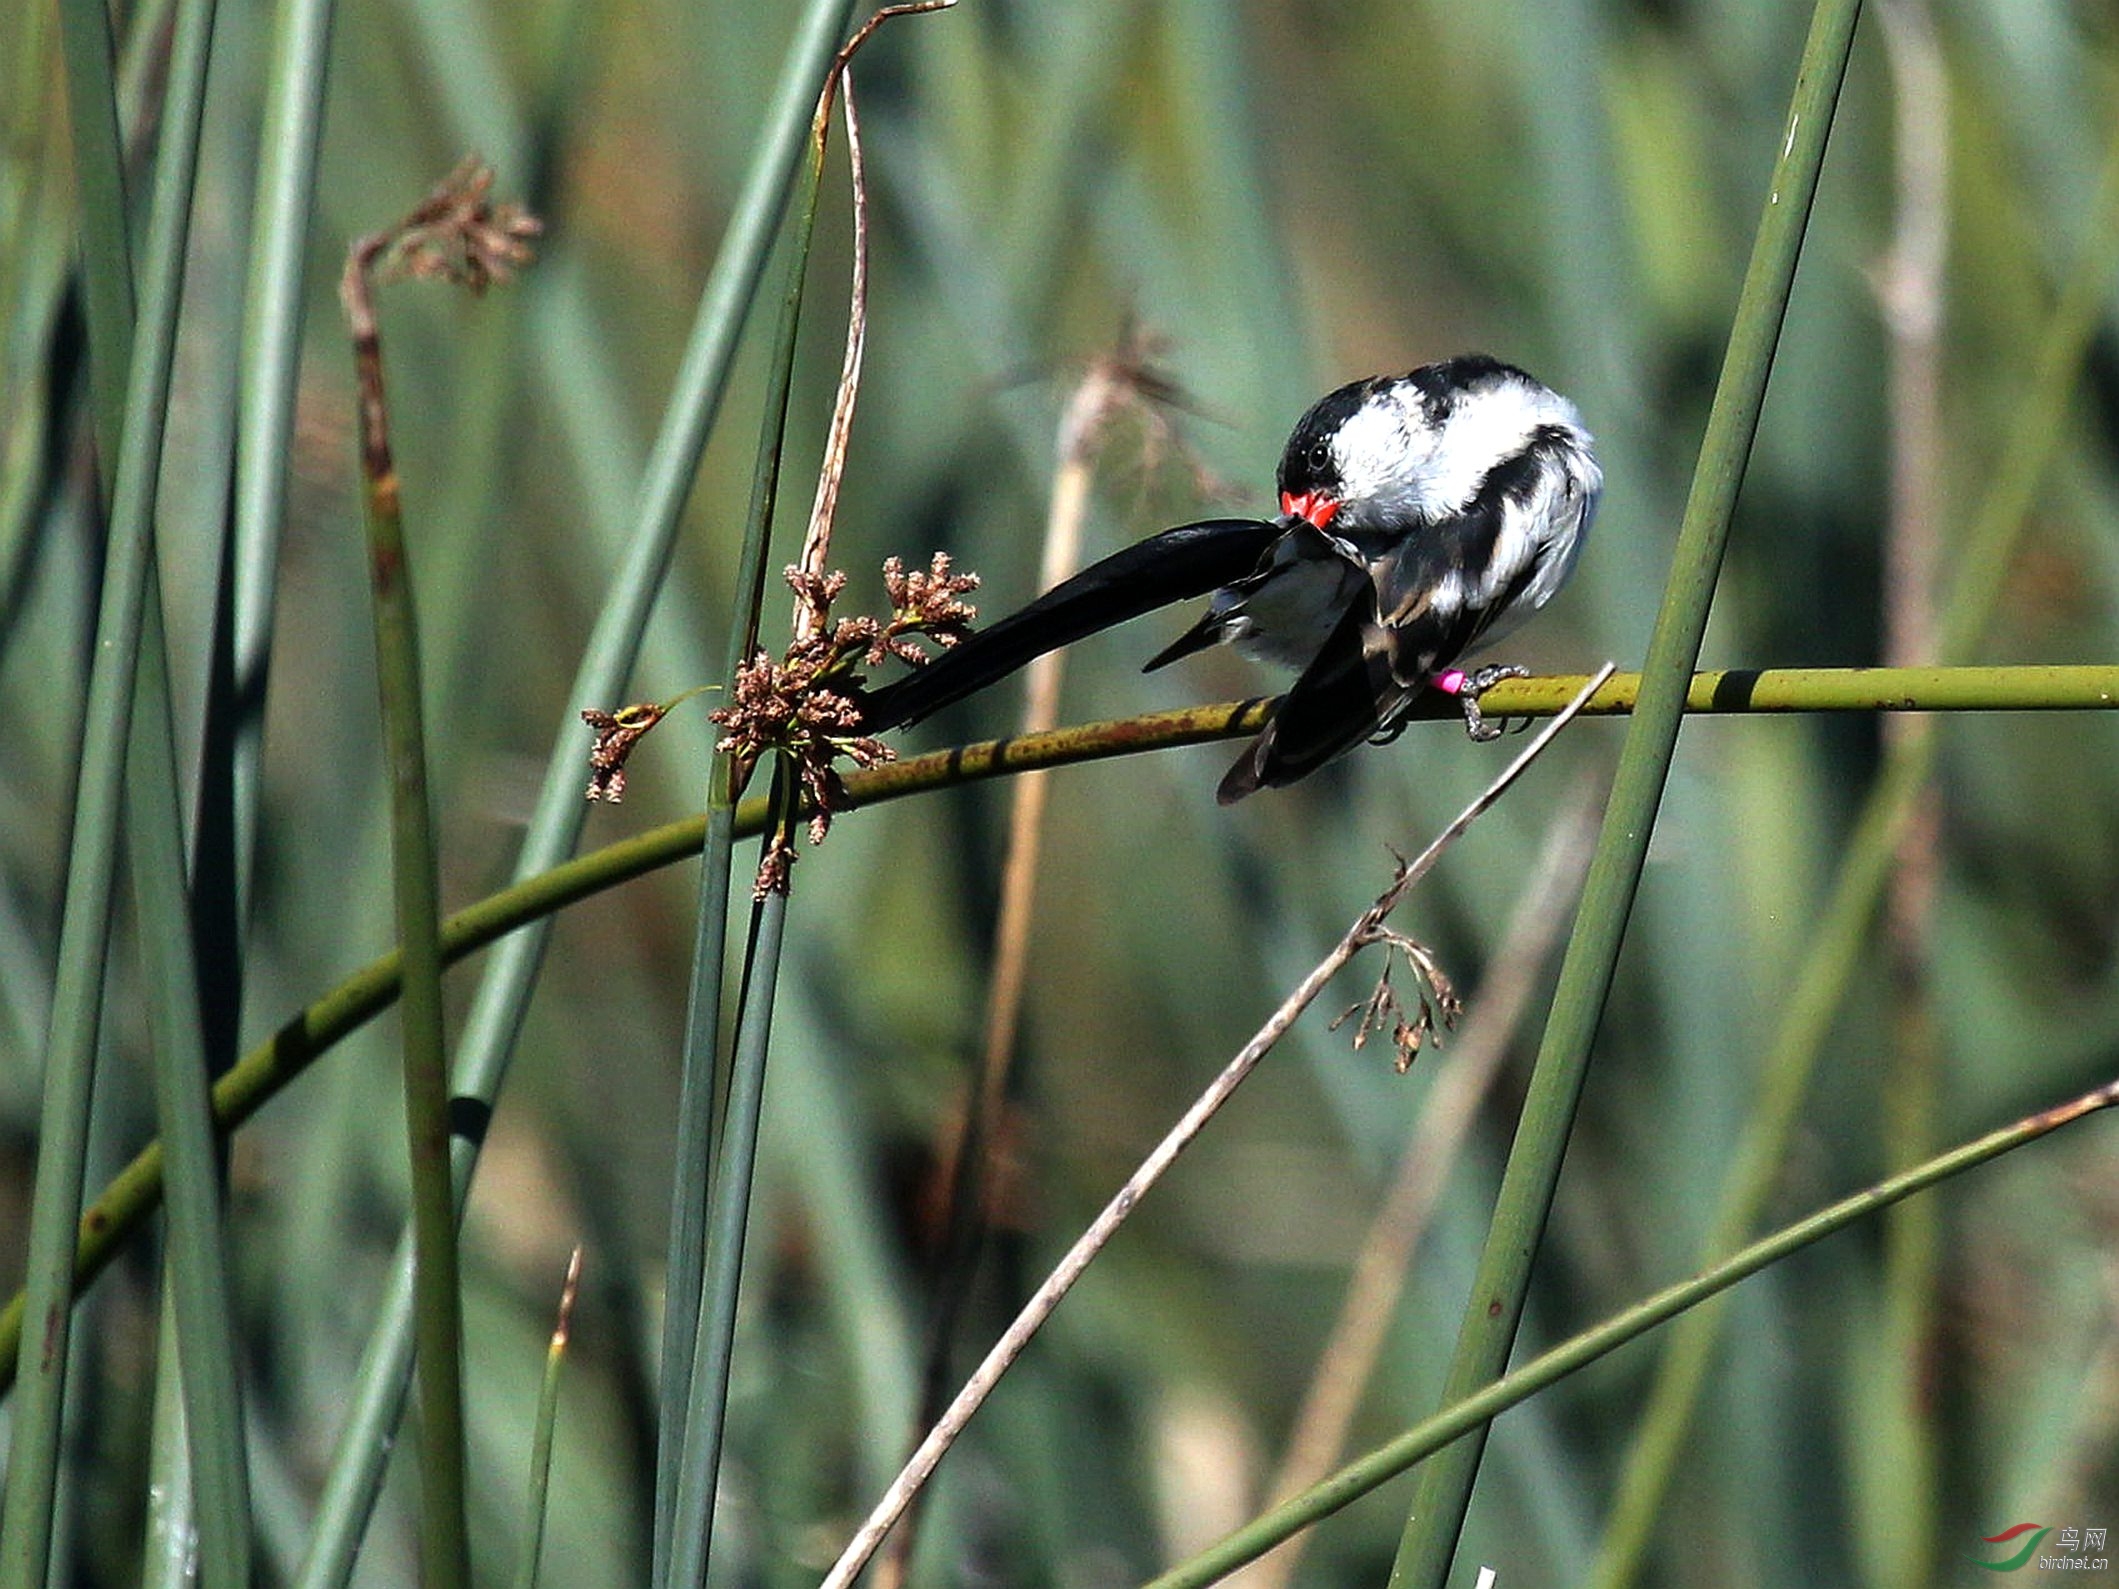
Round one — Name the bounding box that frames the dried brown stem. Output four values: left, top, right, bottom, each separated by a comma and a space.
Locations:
792, 79, 870, 639
552, 1245, 583, 1351
790, 0, 956, 639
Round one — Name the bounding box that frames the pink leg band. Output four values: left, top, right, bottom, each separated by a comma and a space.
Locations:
1434, 669, 1468, 695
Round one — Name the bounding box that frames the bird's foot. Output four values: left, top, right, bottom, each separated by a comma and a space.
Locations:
1434, 664, 1531, 743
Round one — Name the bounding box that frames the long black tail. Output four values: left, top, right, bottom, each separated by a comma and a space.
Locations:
858, 517, 1279, 730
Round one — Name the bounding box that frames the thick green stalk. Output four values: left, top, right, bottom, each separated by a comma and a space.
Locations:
4, 662, 2118, 1400
120, 0, 250, 1577
1144, 1075, 2119, 1589
345, 254, 470, 1589
1587, 111, 2119, 1589
666, 762, 804, 1589
1, 0, 218, 1574
287, 5, 863, 1582
655, 165, 824, 1582
131, 573, 254, 1589
1386, 4, 1866, 1582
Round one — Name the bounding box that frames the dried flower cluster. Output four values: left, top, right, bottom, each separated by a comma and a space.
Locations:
375, 156, 542, 295
1332, 925, 1462, 1073
580, 701, 671, 803
716, 553, 978, 896
581, 555, 978, 894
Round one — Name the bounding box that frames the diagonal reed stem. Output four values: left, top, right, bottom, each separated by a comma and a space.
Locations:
1146, 1072, 2119, 1589
1586, 88, 2119, 1589
1385, 4, 1866, 1581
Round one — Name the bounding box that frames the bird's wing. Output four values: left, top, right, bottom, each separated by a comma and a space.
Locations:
1371, 424, 1597, 678
1369, 497, 1515, 680
1216, 598, 1397, 802
1140, 520, 1359, 674
858, 517, 1280, 731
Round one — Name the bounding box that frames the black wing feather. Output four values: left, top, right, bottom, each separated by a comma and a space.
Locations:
1216, 599, 1394, 802
859, 517, 1279, 730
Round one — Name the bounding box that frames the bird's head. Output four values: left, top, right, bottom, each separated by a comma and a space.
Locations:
1276, 355, 1590, 533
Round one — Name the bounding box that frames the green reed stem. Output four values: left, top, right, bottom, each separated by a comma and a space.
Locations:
1587, 106, 2119, 1589
1386, 4, 1866, 1581
665, 759, 804, 1589
1146, 1074, 2119, 1589
0, 0, 220, 1575
511, 1249, 582, 1589
654, 158, 825, 1585
224, 0, 338, 926
342, 239, 469, 1589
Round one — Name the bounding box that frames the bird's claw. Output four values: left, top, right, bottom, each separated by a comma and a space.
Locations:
1445, 663, 1531, 742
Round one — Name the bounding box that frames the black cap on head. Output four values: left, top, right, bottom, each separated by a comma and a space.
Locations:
1274, 356, 1542, 510
1403, 353, 1529, 420
1275, 376, 1377, 502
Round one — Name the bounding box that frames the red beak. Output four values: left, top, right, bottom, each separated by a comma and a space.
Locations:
1280, 489, 1340, 529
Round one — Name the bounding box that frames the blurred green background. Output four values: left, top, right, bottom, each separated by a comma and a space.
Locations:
4, 0, 2118, 1584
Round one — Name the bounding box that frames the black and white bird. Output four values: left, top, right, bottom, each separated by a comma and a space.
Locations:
859, 354, 1601, 803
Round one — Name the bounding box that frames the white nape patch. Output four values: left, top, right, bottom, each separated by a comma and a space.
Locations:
1332, 371, 1590, 527
1325, 384, 1428, 525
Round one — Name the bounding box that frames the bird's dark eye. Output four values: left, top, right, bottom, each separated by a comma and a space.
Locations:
1308, 439, 1331, 473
